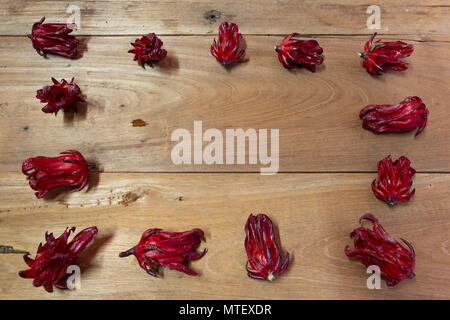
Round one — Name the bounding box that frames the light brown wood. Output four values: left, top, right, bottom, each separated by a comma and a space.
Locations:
0, 172, 449, 299
1, 1, 450, 36
1, 0, 449, 301
0, 35, 449, 172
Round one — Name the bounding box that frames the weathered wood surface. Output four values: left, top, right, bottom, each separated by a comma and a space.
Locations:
0, 173, 449, 299
1, 0, 449, 301
0, 35, 449, 172
1, 1, 449, 36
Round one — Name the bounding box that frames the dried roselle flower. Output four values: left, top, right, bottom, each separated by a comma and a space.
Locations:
360, 96, 428, 137
245, 214, 289, 281
22, 150, 90, 199
119, 228, 207, 277
129, 33, 167, 67
360, 33, 413, 75
19, 226, 98, 292
36, 78, 82, 114
345, 214, 415, 286
210, 22, 245, 65
372, 155, 416, 205
28, 17, 79, 59
275, 33, 324, 72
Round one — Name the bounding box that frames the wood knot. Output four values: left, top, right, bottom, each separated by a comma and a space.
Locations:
204, 10, 221, 23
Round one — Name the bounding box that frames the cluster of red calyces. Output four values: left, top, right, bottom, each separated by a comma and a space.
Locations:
129, 33, 167, 67
22, 150, 90, 198
28, 17, 79, 59
345, 214, 415, 286
119, 228, 207, 277
275, 33, 324, 72
19, 226, 98, 292
372, 155, 416, 205
245, 214, 290, 281
19, 15, 428, 291
360, 33, 414, 76
210, 22, 245, 65
36, 78, 82, 114
360, 96, 428, 136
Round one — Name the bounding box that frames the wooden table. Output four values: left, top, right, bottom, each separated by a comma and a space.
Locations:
0, 1, 449, 299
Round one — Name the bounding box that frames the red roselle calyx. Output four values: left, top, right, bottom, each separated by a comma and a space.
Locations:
345, 214, 415, 286
129, 33, 167, 67
28, 17, 79, 59
36, 78, 82, 114
360, 33, 413, 76
119, 228, 207, 277
275, 33, 324, 72
19, 226, 98, 292
22, 150, 91, 199
360, 96, 428, 137
210, 22, 245, 65
245, 214, 290, 281
372, 155, 416, 205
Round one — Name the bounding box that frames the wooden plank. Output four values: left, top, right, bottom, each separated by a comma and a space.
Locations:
0, 1, 449, 36
0, 172, 449, 299
0, 35, 448, 172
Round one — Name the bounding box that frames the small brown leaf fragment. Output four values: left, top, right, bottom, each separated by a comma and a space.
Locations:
0, 245, 29, 254
132, 119, 148, 127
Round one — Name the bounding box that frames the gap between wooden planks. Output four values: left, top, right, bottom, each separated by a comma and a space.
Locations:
0, 172, 449, 299
0, 35, 449, 172
1, 0, 449, 36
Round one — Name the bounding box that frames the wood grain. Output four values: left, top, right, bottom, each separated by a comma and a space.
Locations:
0, 172, 449, 299
0, 35, 448, 172
1, 0, 449, 301
1, 1, 449, 36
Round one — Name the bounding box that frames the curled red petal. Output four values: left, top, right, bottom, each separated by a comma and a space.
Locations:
360, 96, 428, 136
275, 33, 324, 72
119, 227, 207, 277
66, 226, 98, 256
371, 155, 416, 205
345, 214, 415, 286
29, 17, 79, 59
210, 22, 245, 66
22, 150, 90, 198
129, 33, 167, 67
244, 214, 289, 281
361, 33, 413, 76
18, 226, 98, 292
36, 78, 82, 115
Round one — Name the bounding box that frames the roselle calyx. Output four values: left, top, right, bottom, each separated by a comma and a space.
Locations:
28, 17, 79, 59
210, 22, 245, 66
360, 96, 428, 136
36, 78, 82, 114
345, 214, 415, 286
129, 33, 167, 67
275, 33, 324, 72
360, 33, 413, 76
19, 226, 98, 292
119, 228, 207, 277
372, 155, 416, 205
245, 214, 290, 281
22, 150, 91, 198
